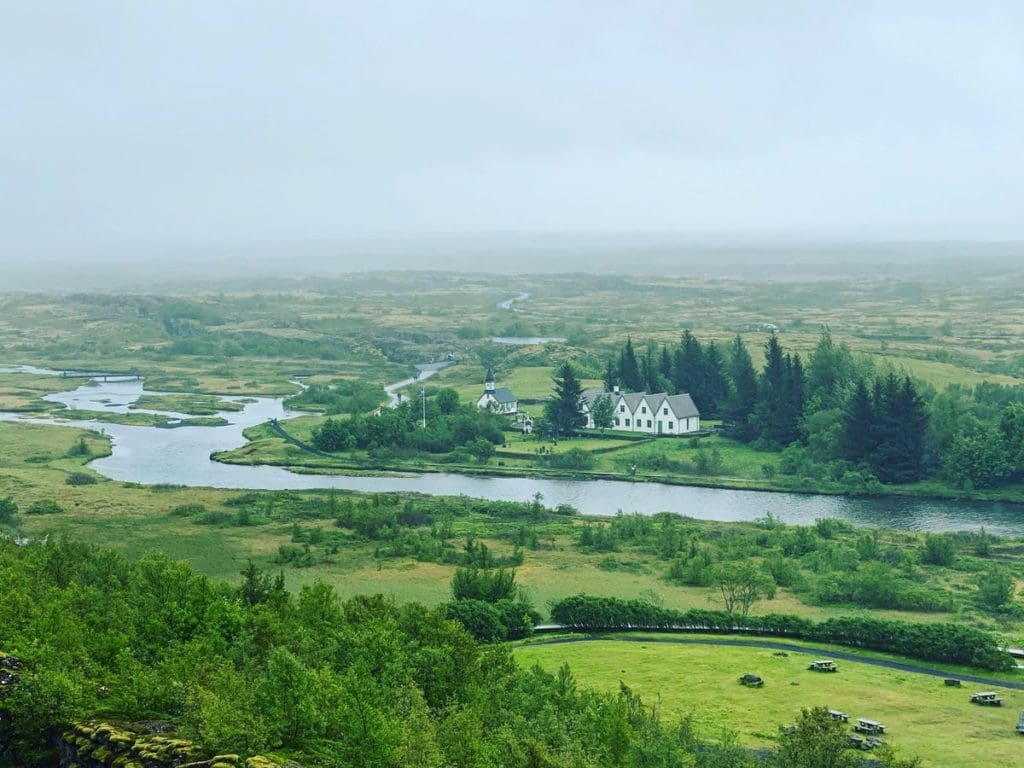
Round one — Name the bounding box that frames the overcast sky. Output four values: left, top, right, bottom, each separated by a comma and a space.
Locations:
3, 1, 1023, 262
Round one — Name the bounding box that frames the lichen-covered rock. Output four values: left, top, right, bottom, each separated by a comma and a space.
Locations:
58, 721, 284, 768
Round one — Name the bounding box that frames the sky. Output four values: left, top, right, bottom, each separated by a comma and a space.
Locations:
2, 1, 1023, 266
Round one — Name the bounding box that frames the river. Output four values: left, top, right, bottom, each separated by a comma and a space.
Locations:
0, 368, 1022, 534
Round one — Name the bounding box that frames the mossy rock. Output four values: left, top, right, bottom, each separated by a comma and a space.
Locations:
244, 757, 282, 768
92, 746, 113, 763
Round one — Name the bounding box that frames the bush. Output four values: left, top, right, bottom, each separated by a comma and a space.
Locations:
65, 472, 98, 486
168, 503, 207, 517
0, 497, 17, 524
25, 500, 63, 515
922, 534, 957, 566
542, 448, 595, 471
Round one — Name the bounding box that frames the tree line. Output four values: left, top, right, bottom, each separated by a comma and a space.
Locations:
548, 595, 1012, 670
606, 329, 1024, 487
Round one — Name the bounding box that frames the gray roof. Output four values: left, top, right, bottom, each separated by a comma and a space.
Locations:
581, 389, 699, 418
620, 392, 646, 412
665, 393, 699, 418
491, 388, 516, 404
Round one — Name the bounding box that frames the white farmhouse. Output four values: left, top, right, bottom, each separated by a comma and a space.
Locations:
580, 386, 700, 435
476, 369, 518, 415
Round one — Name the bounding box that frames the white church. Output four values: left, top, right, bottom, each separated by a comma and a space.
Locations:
475, 369, 518, 415
580, 386, 700, 435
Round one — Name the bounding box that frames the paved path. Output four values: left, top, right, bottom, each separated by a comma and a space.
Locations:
383, 362, 453, 408
527, 634, 1024, 690
498, 291, 529, 310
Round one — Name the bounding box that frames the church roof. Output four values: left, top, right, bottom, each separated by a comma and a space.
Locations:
491, 387, 516, 404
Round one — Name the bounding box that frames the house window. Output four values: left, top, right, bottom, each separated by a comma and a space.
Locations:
641, 406, 647, 413
619, 404, 625, 412
663, 407, 668, 415
668, 422, 674, 429
614, 418, 620, 426
647, 420, 652, 428
625, 418, 630, 426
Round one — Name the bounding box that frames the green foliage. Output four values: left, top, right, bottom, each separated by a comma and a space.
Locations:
711, 560, 775, 615
921, 534, 956, 566
451, 567, 518, 602
945, 424, 1012, 489
66, 436, 91, 457
284, 379, 387, 415
591, 393, 615, 430
976, 567, 1015, 610
815, 562, 953, 613
65, 472, 97, 486
0, 496, 17, 525
549, 595, 1014, 670
540, 447, 596, 471
774, 707, 859, 768
312, 399, 504, 455
543, 362, 586, 438
24, 499, 63, 515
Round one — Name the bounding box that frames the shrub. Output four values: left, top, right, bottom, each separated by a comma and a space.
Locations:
65, 472, 98, 486
168, 503, 206, 517
922, 534, 957, 566
542, 447, 595, 471
25, 500, 63, 515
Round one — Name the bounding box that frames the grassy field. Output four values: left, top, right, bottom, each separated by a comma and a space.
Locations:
131, 393, 245, 415
515, 636, 1024, 768
0, 373, 72, 412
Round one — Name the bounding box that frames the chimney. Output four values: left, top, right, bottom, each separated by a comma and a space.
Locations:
612, 385, 620, 395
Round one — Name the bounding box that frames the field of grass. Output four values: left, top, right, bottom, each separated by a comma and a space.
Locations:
0, 373, 71, 412
515, 637, 1024, 768
131, 393, 245, 415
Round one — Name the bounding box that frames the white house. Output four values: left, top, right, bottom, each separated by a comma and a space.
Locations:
476, 370, 518, 415
580, 386, 700, 435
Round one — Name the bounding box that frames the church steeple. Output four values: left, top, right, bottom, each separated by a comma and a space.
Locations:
484, 367, 495, 393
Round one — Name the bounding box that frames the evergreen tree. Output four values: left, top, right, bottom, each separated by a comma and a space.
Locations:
659, 345, 673, 388
618, 337, 643, 391
783, 353, 806, 444
723, 335, 758, 441
602, 357, 618, 391
672, 330, 705, 404
753, 335, 788, 446
544, 362, 585, 437
840, 378, 875, 463
701, 340, 731, 419
641, 343, 659, 393
870, 375, 928, 483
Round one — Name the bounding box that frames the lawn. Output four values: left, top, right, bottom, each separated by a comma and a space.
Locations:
515, 637, 1024, 768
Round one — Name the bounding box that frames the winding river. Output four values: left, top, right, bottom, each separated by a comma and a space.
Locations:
1, 367, 1023, 534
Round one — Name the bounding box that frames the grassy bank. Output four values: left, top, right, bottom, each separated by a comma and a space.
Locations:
515, 637, 1024, 768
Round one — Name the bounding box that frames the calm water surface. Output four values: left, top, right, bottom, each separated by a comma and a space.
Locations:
1, 369, 1022, 535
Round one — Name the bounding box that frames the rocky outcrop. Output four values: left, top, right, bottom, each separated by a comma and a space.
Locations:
2, 651, 284, 768
57, 723, 284, 768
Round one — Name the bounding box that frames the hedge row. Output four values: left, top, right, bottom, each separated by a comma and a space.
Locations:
548, 595, 1013, 671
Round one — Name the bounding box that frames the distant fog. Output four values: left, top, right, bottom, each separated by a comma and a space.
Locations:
2, 237, 1022, 293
